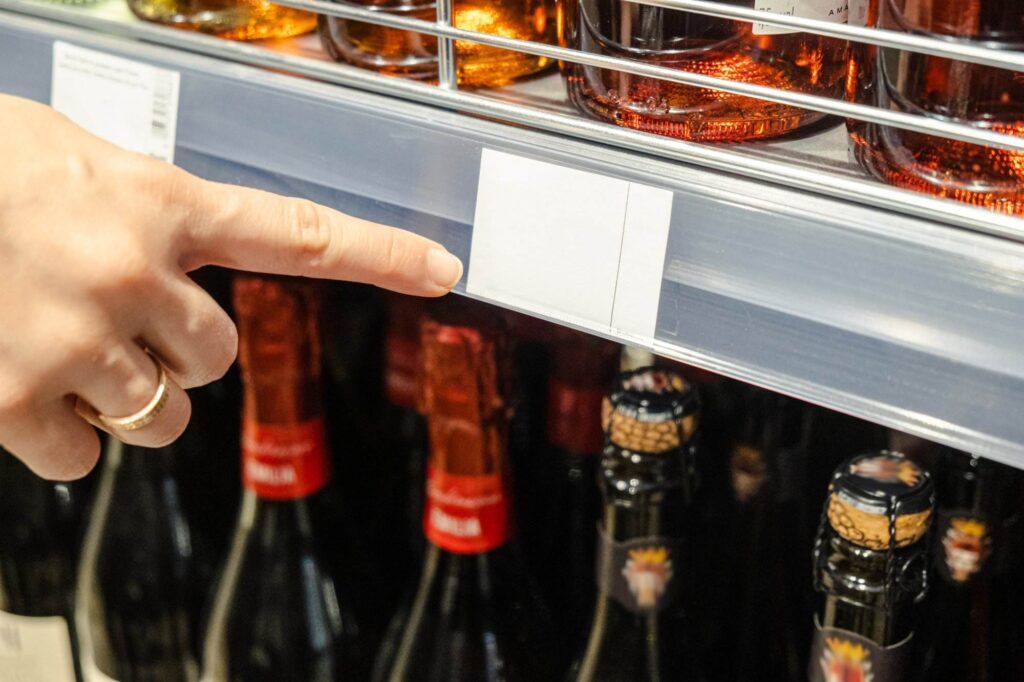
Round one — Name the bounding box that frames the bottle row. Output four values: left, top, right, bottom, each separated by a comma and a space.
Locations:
1, 275, 1023, 681
54, 0, 1024, 216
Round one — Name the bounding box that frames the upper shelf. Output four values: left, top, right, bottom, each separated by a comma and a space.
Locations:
2, 2, 1024, 467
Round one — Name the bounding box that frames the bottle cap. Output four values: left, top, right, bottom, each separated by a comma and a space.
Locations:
827, 451, 934, 550
602, 368, 699, 454
233, 275, 321, 382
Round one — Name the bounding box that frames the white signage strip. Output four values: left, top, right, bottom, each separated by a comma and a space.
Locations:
51, 41, 181, 164
468, 149, 674, 344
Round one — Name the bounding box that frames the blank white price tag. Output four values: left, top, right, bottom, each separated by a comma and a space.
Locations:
468, 149, 673, 342
51, 42, 180, 163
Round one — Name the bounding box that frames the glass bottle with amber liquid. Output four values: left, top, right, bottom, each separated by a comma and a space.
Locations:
318, 0, 555, 86
915, 449, 1023, 682
809, 451, 934, 682
570, 367, 702, 681
372, 313, 555, 681
847, 0, 1023, 214
201, 275, 360, 681
559, 0, 849, 140
128, 0, 316, 40
0, 449, 92, 682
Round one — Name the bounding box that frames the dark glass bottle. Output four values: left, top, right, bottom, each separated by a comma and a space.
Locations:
559, 0, 849, 140
0, 449, 92, 682
915, 449, 1024, 682
201, 275, 360, 682
716, 387, 812, 682
570, 367, 701, 681
372, 313, 556, 681
847, 0, 1024, 215
530, 329, 617, 643
76, 440, 199, 682
809, 451, 934, 682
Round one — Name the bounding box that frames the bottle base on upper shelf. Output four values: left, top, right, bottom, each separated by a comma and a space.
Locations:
128, 0, 317, 41
849, 123, 1024, 217
317, 0, 556, 88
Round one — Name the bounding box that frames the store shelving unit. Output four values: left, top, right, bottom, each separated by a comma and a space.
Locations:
2, 0, 1024, 466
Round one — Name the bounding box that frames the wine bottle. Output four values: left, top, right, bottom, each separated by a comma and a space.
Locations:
809, 451, 934, 682
76, 440, 200, 682
0, 448, 92, 682
372, 312, 555, 681
530, 329, 616, 643
571, 367, 702, 681
718, 387, 812, 682
201, 275, 360, 682
915, 450, 1023, 682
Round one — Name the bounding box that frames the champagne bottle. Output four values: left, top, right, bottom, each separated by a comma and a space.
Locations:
372, 313, 555, 681
0, 448, 92, 682
76, 440, 200, 682
201, 275, 359, 682
571, 367, 702, 681
809, 451, 934, 682
916, 450, 1023, 682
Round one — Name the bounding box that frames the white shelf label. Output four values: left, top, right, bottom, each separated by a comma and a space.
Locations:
51, 42, 180, 163
468, 149, 673, 343
753, 0, 848, 35
0, 610, 77, 682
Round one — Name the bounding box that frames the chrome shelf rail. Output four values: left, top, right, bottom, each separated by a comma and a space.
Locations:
265, 0, 1024, 152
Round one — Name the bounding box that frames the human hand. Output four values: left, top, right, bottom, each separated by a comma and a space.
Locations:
0, 94, 463, 479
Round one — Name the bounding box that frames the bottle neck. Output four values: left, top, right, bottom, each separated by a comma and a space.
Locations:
816, 531, 926, 645
592, 445, 691, 614
545, 379, 605, 458
241, 375, 330, 502
423, 413, 510, 555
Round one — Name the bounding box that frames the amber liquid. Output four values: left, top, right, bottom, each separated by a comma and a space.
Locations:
127, 0, 317, 40
318, 0, 556, 87
561, 1, 848, 141
848, 0, 1024, 215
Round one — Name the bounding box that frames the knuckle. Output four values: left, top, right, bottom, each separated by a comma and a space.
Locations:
85, 244, 154, 299
0, 379, 34, 424
178, 308, 238, 386
286, 200, 333, 271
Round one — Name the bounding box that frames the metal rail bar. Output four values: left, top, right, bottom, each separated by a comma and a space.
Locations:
434, 0, 456, 88
4, 2, 1019, 242
632, 0, 1024, 73
256, 0, 1024, 152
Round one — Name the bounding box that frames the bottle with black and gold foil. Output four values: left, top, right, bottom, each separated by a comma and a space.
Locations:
915, 449, 1024, 682
570, 367, 701, 681
809, 451, 934, 682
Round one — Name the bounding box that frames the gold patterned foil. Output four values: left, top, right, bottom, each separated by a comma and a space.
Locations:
601, 398, 696, 454
827, 494, 932, 550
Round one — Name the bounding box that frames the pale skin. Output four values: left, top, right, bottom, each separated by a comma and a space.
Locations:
0, 94, 464, 480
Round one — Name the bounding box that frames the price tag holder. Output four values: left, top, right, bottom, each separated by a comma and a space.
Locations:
468, 149, 673, 343
51, 42, 181, 163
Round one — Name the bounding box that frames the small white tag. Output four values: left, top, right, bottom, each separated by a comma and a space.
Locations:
468, 150, 673, 342
0, 610, 77, 682
753, 0, 848, 35
51, 42, 180, 163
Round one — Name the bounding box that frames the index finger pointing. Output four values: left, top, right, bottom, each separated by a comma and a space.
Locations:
180, 178, 463, 296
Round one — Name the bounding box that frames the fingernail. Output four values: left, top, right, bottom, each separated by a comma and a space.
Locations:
427, 249, 463, 289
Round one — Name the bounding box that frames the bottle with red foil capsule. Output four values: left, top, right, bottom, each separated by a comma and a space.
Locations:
372, 313, 556, 681
529, 330, 618, 644
201, 275, 360, 682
